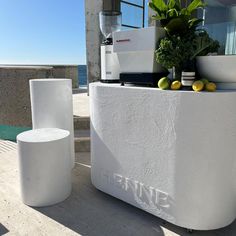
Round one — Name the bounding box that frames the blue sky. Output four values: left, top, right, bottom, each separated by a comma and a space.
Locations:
0, 0, 86, 65
0, 0, 148, 65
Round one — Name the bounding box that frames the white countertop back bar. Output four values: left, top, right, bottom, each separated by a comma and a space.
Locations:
90, 82, 236, 230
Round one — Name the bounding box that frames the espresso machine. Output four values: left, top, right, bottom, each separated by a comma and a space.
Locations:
99, 10, 121, 83
113, 26, 168, 86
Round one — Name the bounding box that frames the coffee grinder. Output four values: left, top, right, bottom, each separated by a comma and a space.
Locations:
99, 10, 122, 83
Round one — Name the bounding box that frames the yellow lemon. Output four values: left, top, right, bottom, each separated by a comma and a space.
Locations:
171, 80, 182, 90
205, 82, 217, 92
192, 80, 204, 92
158, 77, 170, 90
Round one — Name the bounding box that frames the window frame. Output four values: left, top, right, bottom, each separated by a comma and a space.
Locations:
121, 0, 145, 29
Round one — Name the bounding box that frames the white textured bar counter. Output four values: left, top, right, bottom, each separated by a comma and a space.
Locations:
90, 82, 236, 230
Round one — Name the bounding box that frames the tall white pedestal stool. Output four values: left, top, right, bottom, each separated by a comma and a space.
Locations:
17, 128, 71, 207
29, 79, 75, 168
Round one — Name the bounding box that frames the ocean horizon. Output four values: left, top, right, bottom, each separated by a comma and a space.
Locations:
78, 65, 87, 87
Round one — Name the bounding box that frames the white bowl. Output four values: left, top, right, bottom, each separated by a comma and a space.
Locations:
197, 55, 236, 83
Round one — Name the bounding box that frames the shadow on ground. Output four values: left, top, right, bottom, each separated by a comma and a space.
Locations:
0, 223, 9, 235
34, 153, 236, 236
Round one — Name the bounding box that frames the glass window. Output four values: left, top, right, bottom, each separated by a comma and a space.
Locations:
200, 0, 236, 55
121, 2, 144, 28
121, 0, 148, 29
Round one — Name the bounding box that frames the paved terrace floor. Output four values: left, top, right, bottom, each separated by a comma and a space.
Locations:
0, 140, 236, 236
73, 88, 89, 118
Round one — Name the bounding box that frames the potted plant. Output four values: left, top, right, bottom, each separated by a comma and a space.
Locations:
149, 0, 219, 81
156, 30, 219, 80
149, 0, 205, 35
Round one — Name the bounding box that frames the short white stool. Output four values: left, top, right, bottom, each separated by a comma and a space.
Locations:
17, 128, 71, 207
29, 79, 75, 168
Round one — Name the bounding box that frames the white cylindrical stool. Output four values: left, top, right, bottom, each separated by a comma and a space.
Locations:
29, 79, 75, 168
17, 128, 71, 207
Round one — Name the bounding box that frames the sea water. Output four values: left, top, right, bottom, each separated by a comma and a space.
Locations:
78, 65, 87, 87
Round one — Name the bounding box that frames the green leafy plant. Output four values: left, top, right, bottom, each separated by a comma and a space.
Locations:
156, 30, 220, 78
148, 0, 219, 79
148, 0, 205, 35
156, 34, 193, 70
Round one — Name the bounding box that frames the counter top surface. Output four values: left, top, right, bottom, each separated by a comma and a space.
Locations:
91, 82, 236, 93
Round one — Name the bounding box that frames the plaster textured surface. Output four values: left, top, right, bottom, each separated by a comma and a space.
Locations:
90, 82, 236, 230
85, 0, 103, 83
1, 140, 236, 235
50, 65, 78, 88
30, 79, 75, 167
17, 128, 71, 207
0, 67, 52, 127
0, 66, 78, 127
